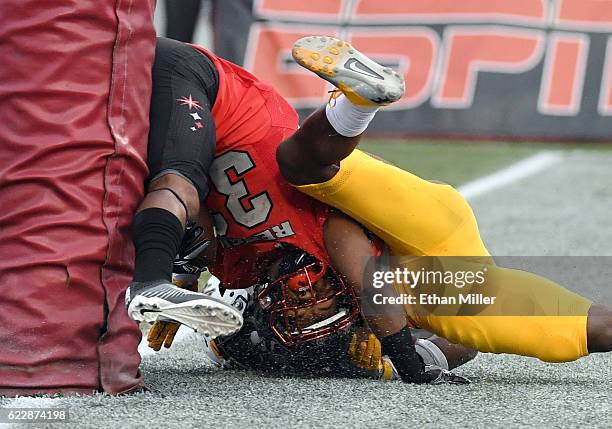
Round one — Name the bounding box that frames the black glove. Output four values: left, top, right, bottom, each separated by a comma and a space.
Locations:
381, 327, 470, 385
173, 224, 211, 275
380, 326, 424, 382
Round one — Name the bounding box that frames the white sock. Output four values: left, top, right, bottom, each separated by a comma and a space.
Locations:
325, 94, 380, 137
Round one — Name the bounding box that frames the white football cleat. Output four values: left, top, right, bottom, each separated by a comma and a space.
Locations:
292, 36, 405, 107
126, 280, 243, 339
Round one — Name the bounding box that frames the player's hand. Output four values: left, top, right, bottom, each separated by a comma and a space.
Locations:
347, 333, 395, 379
349, 333, 383, 371
147, 319, 181, 351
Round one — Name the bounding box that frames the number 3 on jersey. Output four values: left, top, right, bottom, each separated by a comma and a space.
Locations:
209, 150, 272, 229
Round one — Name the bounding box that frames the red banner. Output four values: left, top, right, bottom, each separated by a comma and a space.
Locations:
214, 0, 612, 140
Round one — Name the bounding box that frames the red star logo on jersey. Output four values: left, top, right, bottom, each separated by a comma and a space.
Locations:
176, 95, 202, 110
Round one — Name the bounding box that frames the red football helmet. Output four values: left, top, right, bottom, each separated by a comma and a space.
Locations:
256, 248, 361, 346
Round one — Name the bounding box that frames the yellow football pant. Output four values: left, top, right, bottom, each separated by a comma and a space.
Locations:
295, 149, 591, 362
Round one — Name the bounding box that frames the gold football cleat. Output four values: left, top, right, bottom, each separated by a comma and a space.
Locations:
292, 36, 405, 107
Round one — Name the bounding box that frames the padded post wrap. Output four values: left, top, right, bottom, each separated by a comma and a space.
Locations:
0, 0, 156, 395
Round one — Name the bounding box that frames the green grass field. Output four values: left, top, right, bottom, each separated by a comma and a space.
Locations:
3, 139, 612, 429
361, 139, 612, 185
361, 140, 543, 185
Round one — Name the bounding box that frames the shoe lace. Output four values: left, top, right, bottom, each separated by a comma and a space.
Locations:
327, 89, 342, 107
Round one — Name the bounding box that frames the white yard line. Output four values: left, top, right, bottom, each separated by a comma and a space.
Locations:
458, 151, 563, 200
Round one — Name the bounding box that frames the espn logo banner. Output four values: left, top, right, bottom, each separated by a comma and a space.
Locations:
214, 1, 612, 141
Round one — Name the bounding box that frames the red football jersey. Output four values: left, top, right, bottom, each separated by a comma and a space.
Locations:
193, 46, 332, 289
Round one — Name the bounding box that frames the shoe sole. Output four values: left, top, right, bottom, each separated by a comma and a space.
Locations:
128, 296, 243, 339
292, 36, 405, 106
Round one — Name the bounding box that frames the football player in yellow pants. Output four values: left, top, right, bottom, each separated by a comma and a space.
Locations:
278, 36, 611, 364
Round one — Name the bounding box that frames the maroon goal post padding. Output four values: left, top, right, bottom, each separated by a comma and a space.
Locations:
0, 0, 156, 395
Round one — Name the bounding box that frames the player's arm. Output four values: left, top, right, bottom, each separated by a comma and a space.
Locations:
277, 108, 355, 186
323, 211, 466, 383
323, 211, 406, 337
348, 331, 477, 382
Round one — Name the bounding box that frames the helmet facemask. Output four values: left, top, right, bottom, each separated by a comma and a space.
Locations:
257, 250, 360, 346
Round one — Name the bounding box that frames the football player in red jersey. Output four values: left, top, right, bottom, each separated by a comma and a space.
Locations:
127, 36, 458, 383
162, 274, 476, 382
134, 36, 612, 384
